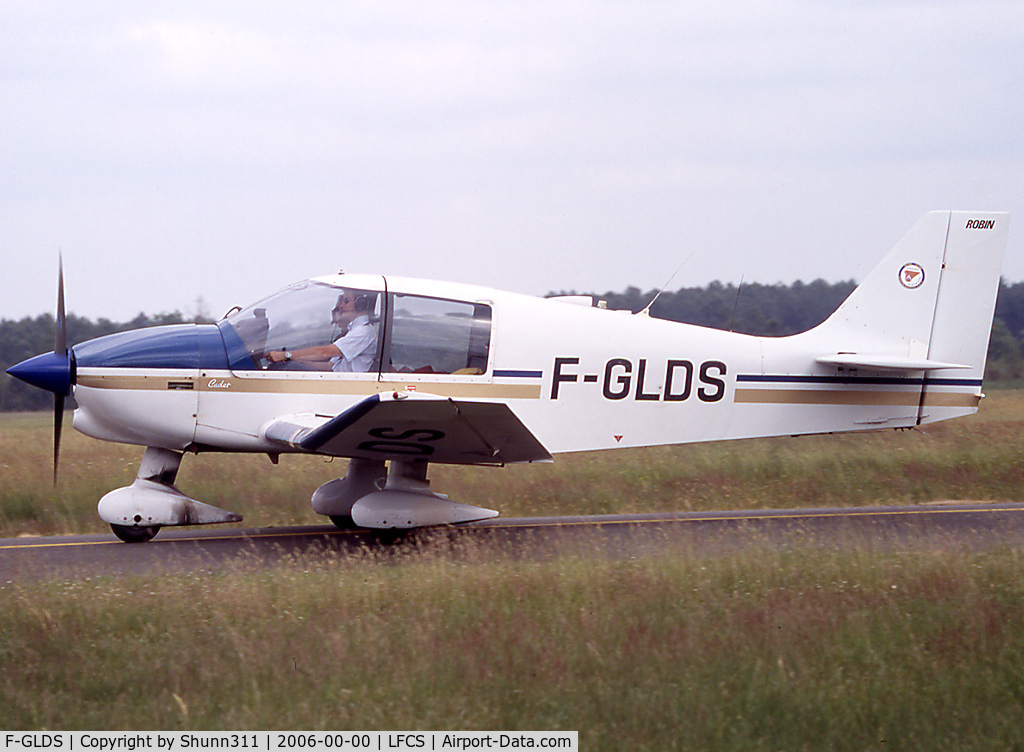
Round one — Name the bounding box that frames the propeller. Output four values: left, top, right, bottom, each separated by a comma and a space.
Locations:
5, 255, 74, 485
53, 253, 68, 484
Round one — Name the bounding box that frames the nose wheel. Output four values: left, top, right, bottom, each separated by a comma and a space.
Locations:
110, 523, 160, 543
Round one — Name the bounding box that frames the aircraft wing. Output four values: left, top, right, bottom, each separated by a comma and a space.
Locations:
263, 391, 553, 465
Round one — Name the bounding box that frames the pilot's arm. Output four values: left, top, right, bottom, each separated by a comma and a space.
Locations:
265, 344, 340, 365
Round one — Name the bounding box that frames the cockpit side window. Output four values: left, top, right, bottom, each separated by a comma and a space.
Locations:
385, 294, 491, 375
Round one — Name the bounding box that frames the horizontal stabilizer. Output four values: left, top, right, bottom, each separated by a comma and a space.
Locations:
262, 391, 552, 465
816, 354, 971, 371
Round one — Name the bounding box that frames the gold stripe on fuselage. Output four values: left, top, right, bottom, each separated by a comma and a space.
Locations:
75, 372, 543, 400
74, 374, 979, 408
734, 388, 980, 409
922, 392, 982, 408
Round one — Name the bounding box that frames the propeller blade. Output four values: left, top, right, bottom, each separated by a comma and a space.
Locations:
54, 253, 67, 485
54, 394, 64, 486
55, 252, 67, 356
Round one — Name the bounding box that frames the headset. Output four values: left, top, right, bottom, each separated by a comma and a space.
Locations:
331, 289, 376, 329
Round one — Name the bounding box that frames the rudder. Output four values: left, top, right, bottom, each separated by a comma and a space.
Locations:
920, 211, 1009, 423
926, 212, 1010, 381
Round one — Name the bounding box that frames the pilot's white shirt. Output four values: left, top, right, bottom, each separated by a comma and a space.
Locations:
330, 315, 377, 372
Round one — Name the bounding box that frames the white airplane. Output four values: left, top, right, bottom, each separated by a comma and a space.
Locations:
6, 211, 1010, 542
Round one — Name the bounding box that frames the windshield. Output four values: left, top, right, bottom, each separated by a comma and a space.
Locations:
222, 281, 381, 370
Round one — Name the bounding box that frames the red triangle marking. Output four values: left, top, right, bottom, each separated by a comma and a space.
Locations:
614, 435, 623, 443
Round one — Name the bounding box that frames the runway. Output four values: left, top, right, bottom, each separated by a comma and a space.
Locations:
3, 502, 1024, 582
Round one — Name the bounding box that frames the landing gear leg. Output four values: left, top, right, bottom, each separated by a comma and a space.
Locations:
311, 458, 387, 529
350, 460, 499, 529
97, 446, 242, 542
313, 459, 498, 533
102, 447, 182, 543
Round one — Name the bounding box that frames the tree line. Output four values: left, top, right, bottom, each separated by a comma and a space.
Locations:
4, 278, 1024, 411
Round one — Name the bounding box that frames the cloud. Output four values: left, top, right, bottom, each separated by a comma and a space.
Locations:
1, 1, 1022, 320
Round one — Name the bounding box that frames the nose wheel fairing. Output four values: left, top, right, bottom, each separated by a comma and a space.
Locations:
97, 447, 242, 541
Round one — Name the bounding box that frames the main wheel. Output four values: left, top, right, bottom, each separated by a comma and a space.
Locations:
329, 515, 357, 530
110, 524, 159, 543
370, 528, 409, 545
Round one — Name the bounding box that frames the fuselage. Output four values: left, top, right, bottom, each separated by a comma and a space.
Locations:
68, 272, 982, 462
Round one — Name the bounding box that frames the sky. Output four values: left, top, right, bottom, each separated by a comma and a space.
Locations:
2, 0, 1022, 322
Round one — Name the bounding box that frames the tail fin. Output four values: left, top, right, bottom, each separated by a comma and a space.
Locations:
808, 210, 1009, 422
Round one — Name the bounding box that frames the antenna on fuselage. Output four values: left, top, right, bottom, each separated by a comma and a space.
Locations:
728, 275, 745, 332
636, 254, 691, 317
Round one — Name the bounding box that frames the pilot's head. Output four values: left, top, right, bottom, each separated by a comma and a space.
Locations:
332, 289, 373, 325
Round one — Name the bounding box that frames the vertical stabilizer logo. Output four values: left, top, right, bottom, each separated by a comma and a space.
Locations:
899, 263, 925, 289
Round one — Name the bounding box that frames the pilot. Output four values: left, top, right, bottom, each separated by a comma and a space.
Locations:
266, 290, 377, 372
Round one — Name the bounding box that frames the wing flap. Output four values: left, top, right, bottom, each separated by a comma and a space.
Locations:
263, 392, 552, 465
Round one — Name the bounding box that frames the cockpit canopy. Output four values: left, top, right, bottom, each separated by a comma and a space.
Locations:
220, 280, 492, 375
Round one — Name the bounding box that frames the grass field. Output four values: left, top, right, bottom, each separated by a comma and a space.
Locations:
2, 394, 1024, 744
3, 546, 1024, 747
